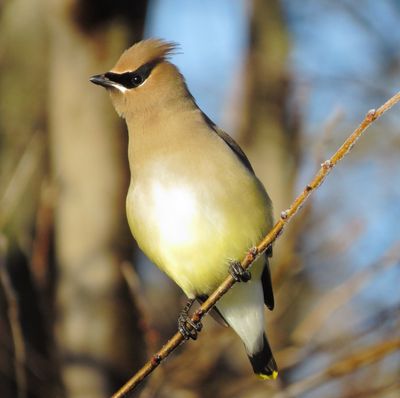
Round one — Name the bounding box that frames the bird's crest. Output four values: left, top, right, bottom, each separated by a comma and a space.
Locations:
111, 39, 179, 74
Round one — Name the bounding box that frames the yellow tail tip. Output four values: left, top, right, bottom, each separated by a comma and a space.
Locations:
257, 370, 278, 380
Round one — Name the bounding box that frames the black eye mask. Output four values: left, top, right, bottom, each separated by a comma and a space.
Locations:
105, 59, 160, 89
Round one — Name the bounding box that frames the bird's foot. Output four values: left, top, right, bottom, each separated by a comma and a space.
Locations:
229, 260, 251, 282
178, 299, 203, 340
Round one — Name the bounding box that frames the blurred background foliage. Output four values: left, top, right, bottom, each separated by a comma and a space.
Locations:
0, 0, 399, 397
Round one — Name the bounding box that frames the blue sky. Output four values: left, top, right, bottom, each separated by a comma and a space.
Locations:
145, 0, 249, 125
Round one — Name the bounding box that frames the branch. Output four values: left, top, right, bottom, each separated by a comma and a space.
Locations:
111, 91, 400, 398
0, 132, 44, 231
272, 338, 400, 398
291, 241, 400, 345
0, 236, 27, 398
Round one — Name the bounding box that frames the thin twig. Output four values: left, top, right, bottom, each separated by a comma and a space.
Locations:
0, 131, 44, 230
272, 339, 400, 398
30, 181, 55, 289
277, 275, 400, 371
339, 381, 399, 398
120, 261, 160, 354
291, 241, 400, 345
111, 91, 400, 398
0, 236, 28, 398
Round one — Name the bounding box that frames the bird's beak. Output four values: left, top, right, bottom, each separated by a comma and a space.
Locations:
89, 74, 115, 88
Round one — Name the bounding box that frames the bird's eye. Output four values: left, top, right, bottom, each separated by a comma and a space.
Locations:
105, 61, 158, 90
131, 74, 143, 86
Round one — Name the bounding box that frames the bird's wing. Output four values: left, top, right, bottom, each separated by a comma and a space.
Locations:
262, 246, 274, 310
200, 111, 255, 174
212, 122, 275, 310
201, 110, 274, 310
214, 128, 255, 174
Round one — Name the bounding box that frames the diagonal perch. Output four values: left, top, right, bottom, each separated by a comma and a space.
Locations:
111, 91, 400, 398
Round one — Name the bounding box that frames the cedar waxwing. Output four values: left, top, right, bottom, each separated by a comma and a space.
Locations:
90, 39, 278, 379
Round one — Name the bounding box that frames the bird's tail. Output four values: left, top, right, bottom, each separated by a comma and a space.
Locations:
248, 334, 278, 380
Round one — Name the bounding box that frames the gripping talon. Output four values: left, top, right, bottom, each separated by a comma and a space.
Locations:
178, 315, 202, 340
178, 299, 202, 340
229, 260, 251, 282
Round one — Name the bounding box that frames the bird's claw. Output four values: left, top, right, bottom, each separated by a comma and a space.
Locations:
178, 312, 202, 340
229, 260, 251, 282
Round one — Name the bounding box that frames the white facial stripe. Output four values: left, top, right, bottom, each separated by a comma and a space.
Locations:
109, 82, 128, 93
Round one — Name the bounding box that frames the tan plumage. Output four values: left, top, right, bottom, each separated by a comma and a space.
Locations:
112, 39, 177, 73
90, 39, 278, 379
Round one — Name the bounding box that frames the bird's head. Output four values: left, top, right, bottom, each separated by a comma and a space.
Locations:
90, 39, 185, 118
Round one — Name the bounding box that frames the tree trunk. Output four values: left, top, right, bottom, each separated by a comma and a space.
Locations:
47, 2, 147, 396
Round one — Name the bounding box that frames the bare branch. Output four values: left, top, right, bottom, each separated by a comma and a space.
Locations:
273, 339, 400, 398
0, 132, 44, 231
0, 236, 27, 398
111, 91, 400, 398
291, 241, 400, 345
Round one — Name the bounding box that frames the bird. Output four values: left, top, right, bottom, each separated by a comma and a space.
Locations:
90, 39, 278, 380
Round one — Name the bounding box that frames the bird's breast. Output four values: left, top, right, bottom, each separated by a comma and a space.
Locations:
136, 182, 208, 249
126, 156, 270, 297
127, 175, 226, 267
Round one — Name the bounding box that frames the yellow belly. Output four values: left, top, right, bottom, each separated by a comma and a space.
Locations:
126, 167, 271, 298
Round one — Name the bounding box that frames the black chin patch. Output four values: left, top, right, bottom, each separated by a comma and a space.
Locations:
105, 59, 160, 89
